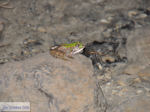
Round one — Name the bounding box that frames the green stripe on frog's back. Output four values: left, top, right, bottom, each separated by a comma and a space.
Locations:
62, 42, 78, 48
62, 42, 82, 48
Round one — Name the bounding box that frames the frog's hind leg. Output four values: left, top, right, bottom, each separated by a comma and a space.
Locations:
55, 54, 69, 61
54, 51, 69, 61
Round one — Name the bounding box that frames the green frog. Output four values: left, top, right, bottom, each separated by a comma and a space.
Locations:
50, 42, 84, 60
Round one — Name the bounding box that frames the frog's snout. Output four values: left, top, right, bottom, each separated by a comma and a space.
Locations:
50, 46, 58, 50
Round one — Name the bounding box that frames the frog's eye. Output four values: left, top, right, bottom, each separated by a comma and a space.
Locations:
75, 42, 83, 48
76, 44, 80, 47
79, 44, 83, 48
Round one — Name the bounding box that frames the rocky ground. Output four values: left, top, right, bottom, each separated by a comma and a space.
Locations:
0, 0, 150, 112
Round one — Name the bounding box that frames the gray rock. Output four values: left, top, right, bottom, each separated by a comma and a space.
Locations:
124, 26, 150, 76
0, 53, 96, 112
98, 26, 150, 112
110, 96, 150, 112
103, 0, 146, 11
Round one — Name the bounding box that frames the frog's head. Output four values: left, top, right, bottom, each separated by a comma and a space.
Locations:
72, 42, 85, 54
63, 42, 85, 54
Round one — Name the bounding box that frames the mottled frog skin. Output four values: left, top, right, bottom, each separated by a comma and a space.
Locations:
50, 42, 84, 60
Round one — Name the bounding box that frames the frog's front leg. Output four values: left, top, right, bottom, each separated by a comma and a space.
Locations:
67, 54, 74, 59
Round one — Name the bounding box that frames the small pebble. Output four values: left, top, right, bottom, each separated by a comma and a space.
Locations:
100, 19, 110, 24
136, 90, 143, 94
102, 55, 115, 63
106, 82, 111, 86
0, 58, 8, 64
128, 10, 138, 17
107, 16, 114, 22
136, 14, 147, 19
21, 50, 30, 56
37, 27, 47, 33
96, 63, 103, 70
23, 39, 37, 45
23, 38, 42, 46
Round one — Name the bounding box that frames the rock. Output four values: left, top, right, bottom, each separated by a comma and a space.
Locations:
124, 26, 150, 76
138, 67, 150, 77
101, 72, 150, 112
0, 52, 95, 112
37, 27, 47, 33
0, 58, 8, 64
104, 0, 145, 10
101, 55, 115, 63
102, 26, 150, 111
136, 13, 147, 19
23, 38, 43, 46
100, 19, 110, 24
110, 96, 150, 112
128, 10, 138, 17
128, 10, 148, 19
94, 82, 107, 112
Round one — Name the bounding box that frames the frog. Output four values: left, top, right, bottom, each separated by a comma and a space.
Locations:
50, 42, 84, 60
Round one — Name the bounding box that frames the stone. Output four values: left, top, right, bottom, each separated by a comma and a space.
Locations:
136, 13, 147, 19
100, 19, 110, 24
102, 55, 115, 63
138, 67, 150, 77
128, 10, 138, 17
123, 27, 150, 76
102, 72, 150, 112
0, 52, 95, 112
37, 27, 47, 33
110, 96, 150, 112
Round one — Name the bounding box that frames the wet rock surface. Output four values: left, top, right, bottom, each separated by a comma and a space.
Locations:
0, 0, 150, 112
